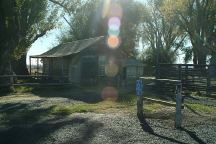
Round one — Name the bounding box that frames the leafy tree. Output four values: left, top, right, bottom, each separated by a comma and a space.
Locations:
0, 0, 20, 75
59, 0, 144, 57
140, 0, 186, 66
12, 0, 59, 75
0, 0, 59, 75
161, 0, 216, 64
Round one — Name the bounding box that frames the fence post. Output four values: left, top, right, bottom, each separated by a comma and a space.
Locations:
207, 65, 211, 95
156, 64, 160, 79
29, 57, 32, 75
136, 79, 144, 118
9, 61, 13, 84
178, 65, 182, 80
175, 82, 182, 129
185, 65, 188, 88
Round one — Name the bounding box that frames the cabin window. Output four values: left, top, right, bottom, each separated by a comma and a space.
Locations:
98, 56, 106, 76
126, 66, 143, 78
127, 67, 136, 78
137, 66, 143, 76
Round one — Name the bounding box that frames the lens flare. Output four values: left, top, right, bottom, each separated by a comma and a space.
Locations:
102, 0, 111, 18
107, 36, 120, 49
108, 3, 123, 18
108, 17, 121, 29
105, 58, 119, 77
108, 28, 120, 36
101, 87, 118, 101
108, 24, 119, 31
106, 2, 122, 49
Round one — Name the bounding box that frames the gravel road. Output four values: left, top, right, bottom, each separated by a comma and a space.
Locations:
0, 111, 215, 144
0, 94, 215, 144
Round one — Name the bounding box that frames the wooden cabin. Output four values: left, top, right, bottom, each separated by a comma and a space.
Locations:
30, 36, 144, 85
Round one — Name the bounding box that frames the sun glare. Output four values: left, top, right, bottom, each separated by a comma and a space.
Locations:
107, 36, 120, 49
105, 1, 122, 49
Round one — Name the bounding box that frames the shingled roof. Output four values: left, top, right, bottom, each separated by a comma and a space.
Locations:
31, 36, 105, 58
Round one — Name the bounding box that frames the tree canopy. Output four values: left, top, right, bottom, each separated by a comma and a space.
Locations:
59, 0, 144, 57
140, 0, 187, 66
161, 0, 216, 64
0, 0, 59, 75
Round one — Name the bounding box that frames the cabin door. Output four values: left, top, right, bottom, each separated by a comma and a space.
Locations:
81, 56, 98, 85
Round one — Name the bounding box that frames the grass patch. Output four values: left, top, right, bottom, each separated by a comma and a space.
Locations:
14, 86, 33, 93
118, 92, 136, 104
0, 105, 56, 126
186, 103, 216, 114
51, 101, 133, 115
144, 102, 165, 113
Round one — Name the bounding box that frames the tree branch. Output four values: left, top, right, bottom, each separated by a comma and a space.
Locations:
31, 30, 48, 44
49, 0, 73, 29
63, 16, 73, 29
49, 0, 71, 15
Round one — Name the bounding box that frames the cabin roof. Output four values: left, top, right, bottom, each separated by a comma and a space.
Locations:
31, 36, 105, 58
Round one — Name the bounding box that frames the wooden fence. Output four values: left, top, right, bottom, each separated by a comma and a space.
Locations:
156, 64, 216, 95
0, 75, 70, 87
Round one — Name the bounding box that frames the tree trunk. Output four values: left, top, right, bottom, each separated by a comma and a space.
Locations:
193, 50, 198, 65
12, 54, 29, 75
0, 48, 11, 75
192, 43, 207, 65
197, 53, 207, 65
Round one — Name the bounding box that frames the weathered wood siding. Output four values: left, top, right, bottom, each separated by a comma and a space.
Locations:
68, 55, 81, 83
41, 40, 126, 85
42, 58, 69, 76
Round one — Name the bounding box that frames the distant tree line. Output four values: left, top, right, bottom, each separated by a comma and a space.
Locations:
140, 0, 216, 66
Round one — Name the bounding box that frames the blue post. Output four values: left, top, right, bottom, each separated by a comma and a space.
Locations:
136, 80, 144, 117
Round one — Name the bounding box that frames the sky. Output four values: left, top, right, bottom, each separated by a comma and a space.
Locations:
27, 0, 184, 64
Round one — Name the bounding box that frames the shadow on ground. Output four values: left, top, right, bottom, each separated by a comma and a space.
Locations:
137, 114, 206, 144
0, 117, 103, 144
31, 85, 102, 103
0, 102, 57, 126
0, 101, 103, 144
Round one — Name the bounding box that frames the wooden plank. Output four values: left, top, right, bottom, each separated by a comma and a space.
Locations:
13, 83, 74, 86
144, 97, 176, 106
0, 75, 69, 78
143, 97, 184, 109
0, 83, 11, 87
156, 79, 181, 83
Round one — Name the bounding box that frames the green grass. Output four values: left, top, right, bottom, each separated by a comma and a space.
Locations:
51, 100, 135, 115
2, 85, 215, 125
144, 102, 165, 113
14, 86, 33, 93
186, 103, 216, 114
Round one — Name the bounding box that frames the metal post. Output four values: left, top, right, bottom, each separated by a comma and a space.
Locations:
29, 57, 32, 75
137, 94, 144, 116
136, 79, 144, 118
175, 83, 182, 129
9, 61, 13, 85
37, 58, 39, 75
207, 65, 211, 95
178, 65, 182, 80
61, 58, 64, 76
61, 58, 64, 83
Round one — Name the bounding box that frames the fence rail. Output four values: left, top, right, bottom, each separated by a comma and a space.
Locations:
156, 64, 216, 95
0, 75, 70, 87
